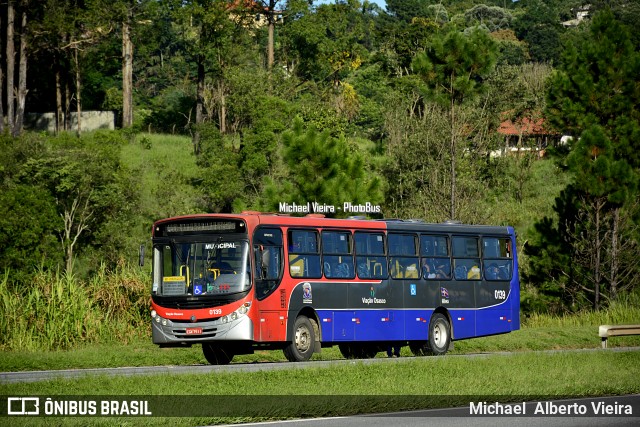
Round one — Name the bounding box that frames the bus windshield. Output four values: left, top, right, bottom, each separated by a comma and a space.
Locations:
153, 239, 250, 297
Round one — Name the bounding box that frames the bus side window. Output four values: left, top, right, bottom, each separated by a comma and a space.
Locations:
288, 229, 321, 279
388, 233, 418, 280
355, 232, 388, 279
452, 236, 481, 281
421, 235, 451, 280
322, 231, 355, 279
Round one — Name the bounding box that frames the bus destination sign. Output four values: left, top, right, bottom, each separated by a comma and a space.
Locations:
157, 220, 246, 236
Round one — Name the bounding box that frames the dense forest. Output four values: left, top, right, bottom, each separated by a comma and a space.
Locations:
0, 0, 639, 315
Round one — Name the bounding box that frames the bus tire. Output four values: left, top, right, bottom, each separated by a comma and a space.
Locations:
283, 315, 315, 362
202, 343, 234, 365
426, 313, 451, 356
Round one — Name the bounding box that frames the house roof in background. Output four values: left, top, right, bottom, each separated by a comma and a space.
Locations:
498, 117, 559, 136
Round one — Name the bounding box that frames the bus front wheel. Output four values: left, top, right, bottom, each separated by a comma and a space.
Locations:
426, 313, 451, 356
283, 316, 315, 362
202, 343, 234, 365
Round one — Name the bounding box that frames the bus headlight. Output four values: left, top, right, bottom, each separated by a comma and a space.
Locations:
151, 310, 157, 318
219, 302, 251, 324
238, 302, 251, 315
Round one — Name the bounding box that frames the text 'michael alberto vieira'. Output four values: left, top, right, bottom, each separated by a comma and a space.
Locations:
469, 400, 633, 415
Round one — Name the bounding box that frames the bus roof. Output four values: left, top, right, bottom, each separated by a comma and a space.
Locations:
153, 212, 513, 236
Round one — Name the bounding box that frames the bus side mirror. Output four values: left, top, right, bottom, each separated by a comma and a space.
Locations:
139, 244, 145, 267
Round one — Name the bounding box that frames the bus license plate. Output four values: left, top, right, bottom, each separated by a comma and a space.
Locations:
186, 327, 203, 335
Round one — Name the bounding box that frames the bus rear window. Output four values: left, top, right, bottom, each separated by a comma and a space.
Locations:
483, 237, 513, 281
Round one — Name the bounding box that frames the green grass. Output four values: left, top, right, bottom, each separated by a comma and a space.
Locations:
3, 286, 639, 371
2, 324, 639, 372
2, 351, 639, 426
120, 133, 200, 219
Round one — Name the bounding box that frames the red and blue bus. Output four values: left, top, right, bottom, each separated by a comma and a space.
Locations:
148, 212, 519, 364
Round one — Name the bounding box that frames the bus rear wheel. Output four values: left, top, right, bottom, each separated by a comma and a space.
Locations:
202, 343, 234, 365
426, 313, 451, 355
283, 316, 315, 362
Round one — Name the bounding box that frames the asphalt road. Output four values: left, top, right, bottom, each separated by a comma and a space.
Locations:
210, 395, 640, 427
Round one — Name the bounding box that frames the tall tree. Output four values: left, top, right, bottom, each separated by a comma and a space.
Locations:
412, 26, 497, 219
527, 9, 640, 310
6, 0, 15, 135
173, 0, 250, 151
263, 117, 382, 215
30, 0, 77, 133
255, 0, 286, 70
121, 0, 134, 128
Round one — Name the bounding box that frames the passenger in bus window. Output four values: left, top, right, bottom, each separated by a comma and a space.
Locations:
357, 262, 370, 278
422, 259, 436, 279
467, 264, 481, 280
435, 260, 451, 279
486, 263, 499, 280
497, 264, 510, 280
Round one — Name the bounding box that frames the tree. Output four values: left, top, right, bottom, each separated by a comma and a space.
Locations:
412, 26, 497, 219
527, 9, 640, 311
29, 0, 78, 133
463, 4, 513, 32
17, 134, 132, 273
121, 0, 134, 128
254, 0, 288, 70
172, 0, 252, 151
386, 0, 435, 23
281, 2, 374, 84
195, 124, 245, 212
4, 0, 30, 137
513, 0, 563, 64
263, 117, 382, 215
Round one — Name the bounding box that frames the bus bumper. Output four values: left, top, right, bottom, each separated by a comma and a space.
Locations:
152, 314, 254, 345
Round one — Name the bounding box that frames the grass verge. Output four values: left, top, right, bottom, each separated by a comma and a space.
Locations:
2, 327, 640, 372
1, 351, 638, 426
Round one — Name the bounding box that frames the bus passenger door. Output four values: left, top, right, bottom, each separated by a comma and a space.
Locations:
332, 311, 355, 341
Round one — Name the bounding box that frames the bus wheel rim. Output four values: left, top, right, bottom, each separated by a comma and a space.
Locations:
295, 326, 311, 352
433, 322, 447, 348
